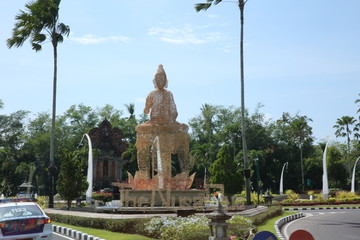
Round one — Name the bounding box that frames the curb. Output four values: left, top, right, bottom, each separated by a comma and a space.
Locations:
53, 225, 105, 240
283, 206, 360, 211
274, 213, 304, 240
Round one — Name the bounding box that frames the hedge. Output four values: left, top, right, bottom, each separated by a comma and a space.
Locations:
47, 213, 154, 238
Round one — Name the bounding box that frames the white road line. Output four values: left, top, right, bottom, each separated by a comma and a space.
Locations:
54, 232, 74, 240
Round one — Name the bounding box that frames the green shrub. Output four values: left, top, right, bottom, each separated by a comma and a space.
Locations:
227, 215, 253, 239
250, 206, 282, 226
251, 192, 264, 205
284, 190, 299, 202
312, 193, 326, 202
145, 215, 209, 240
47, 213, 151, 237
36, 196, 48, 209
335, 191, 357, 201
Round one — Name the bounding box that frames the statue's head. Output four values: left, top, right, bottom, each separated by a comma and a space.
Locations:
153, 64, 168, 89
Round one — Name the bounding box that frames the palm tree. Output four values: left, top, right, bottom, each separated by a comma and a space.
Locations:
124, 103, 135, 119
355, 93, 360, 114
334, 116, 359, 176
289, 115, 313, 192
7, 0, 70, 208
195, 0, 251, 204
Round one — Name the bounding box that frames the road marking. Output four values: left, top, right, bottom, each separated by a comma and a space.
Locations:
54, 232, 74, 240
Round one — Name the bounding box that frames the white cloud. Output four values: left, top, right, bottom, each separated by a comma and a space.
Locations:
148, 25, 222, 45
70, 34, 131, 44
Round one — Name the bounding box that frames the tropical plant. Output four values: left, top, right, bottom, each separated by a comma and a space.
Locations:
195, 0, 251, 204
334, 116, 359, 175
7, 0, 70, 207
56, 150, 88, 209
355, 93, 360, 114
209, 144, 243, 195
289, 115, 313, 191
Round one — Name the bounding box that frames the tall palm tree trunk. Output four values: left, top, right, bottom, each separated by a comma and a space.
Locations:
49, 42, 58, 208
239, 0, 251, 205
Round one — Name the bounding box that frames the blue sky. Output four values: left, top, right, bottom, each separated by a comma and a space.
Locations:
0, 0, 359, 143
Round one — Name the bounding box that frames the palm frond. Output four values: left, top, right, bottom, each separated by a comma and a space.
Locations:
195, 3, 212, 12
32, 42, 42, 51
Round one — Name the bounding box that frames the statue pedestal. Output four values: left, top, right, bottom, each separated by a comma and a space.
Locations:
133, 122, 194, 190
119, 189, 206, 207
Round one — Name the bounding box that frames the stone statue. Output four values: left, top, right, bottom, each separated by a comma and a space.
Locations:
129, 64, 195, 190
144, 64, 178, 124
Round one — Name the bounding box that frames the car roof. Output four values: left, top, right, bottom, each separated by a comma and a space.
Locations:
0, 201, 39, 207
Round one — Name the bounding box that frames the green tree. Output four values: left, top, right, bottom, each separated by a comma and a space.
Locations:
195, 0, 251, 205
56, 150, 88, 209
7, 0, 70, 208
334, 116, 359, 175
289, 115, 313, 192
209, 144, 243, 195
124, 103, 135, 120
189, 104, 221, 183
0, 148, 18, 196
0, 110, 29, 151
269, 113, 314, 192
327, 146, 348, 188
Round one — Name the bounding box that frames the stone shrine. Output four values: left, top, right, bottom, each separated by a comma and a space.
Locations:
88, 119, 128, 189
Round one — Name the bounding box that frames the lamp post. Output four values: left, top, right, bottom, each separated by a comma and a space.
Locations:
351, 156, 360, 193
279, 162, 288, 195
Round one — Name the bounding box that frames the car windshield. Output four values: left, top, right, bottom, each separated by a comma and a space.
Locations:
0, 205, 43, 219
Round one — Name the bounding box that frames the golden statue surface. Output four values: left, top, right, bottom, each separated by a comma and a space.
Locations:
128, 64, 195, 190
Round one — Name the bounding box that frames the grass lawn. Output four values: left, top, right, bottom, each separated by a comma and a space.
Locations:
53, 222, 156, 240
256, 211, 298, 235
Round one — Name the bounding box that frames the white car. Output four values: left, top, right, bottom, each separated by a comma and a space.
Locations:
0, 201, 52, 240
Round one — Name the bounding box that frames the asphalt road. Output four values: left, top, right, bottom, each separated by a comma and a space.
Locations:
282, 208, 360, 240
53, 232, 75, 240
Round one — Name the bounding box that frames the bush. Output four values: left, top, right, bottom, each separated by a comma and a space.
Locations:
145, 215, 209, 240
36, 196, 48, 209
250, 206, 282, 226
285, 189, 299, 201
227, 215, 254, 239
47, 213, 151, 237
92, 192, 114, 203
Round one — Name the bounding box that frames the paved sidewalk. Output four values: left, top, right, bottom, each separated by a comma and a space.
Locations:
45, 205, 268, 219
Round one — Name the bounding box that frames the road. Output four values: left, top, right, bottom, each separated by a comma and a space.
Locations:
282, 208, 360, 240
53, 232, 75, 240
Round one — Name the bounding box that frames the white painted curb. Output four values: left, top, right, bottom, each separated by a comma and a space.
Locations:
274, 212, 304, 240
53, 225, 105, 240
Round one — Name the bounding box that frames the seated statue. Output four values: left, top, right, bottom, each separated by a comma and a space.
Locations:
144, 64, 178, 124
132, 65, 194, 190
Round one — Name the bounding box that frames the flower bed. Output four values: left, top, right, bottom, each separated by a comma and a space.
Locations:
92, 192, 114, 203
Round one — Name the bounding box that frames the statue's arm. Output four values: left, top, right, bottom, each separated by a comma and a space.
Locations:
144, 94, 152, 114
169, 92, 178, 121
